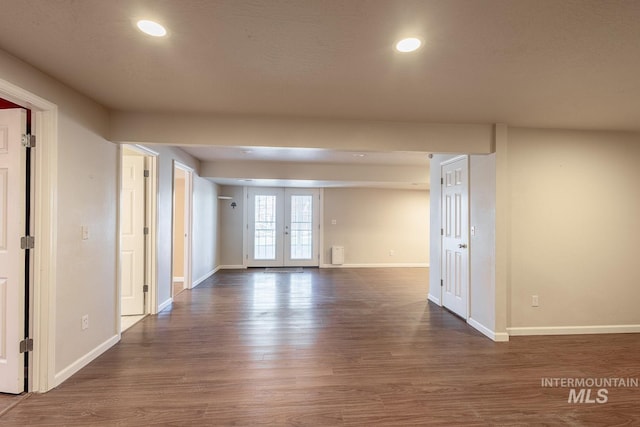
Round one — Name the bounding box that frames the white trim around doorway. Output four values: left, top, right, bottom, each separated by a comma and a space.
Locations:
0, 77, 58, 392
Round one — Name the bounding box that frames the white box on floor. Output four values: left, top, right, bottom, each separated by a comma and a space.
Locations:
331, 246, 344, 265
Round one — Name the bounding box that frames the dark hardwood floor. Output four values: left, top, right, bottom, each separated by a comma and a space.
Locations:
2, 268, 639, 425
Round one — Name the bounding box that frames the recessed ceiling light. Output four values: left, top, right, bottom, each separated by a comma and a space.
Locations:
395, 37, 422, 53
136, 20, 167, 37
353, 153, 366, 158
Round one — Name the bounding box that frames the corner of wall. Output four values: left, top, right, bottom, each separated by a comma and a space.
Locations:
494, 124, 509, 336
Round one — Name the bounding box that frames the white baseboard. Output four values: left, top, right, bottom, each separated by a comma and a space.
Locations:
54, 334, 119, 387
467, 318, 509, 342
173, 276, 184, 283
507, 324, 640, 336
158, 297, 173, 313
320, 263, 429, 269
219, 265, 247, 270
494, 332, 510, 342
192, 267, 219, 288
427, 293, 441, 305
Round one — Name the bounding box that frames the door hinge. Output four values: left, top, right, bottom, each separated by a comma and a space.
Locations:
21, 235, 35, 249
144, 169, 150, 178
440, 279, 444, 287
441, 228, 444, 236
143, 227, 149, 235
20, 338, 34, 353
441, 177, 444, 185
21, 134, 36, 148
143, 284, 149, 292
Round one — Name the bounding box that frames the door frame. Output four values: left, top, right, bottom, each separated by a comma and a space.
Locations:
117, 144, 158, 324
0, 78, 58, 392
439, 155, 470, 319
172, 161, 193, 290
0, 108, 28, 393
244, 186, 322, 268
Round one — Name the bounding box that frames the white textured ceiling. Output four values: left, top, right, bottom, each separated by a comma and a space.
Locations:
1, 0, 639, 131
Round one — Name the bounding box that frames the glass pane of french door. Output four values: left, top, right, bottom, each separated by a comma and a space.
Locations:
254, 195, 277, 260
289, 195, 313, 260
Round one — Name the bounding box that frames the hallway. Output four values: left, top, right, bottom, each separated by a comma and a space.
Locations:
1, 268, 639, 425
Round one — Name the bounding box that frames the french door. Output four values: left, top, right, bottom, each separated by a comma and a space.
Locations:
247, 188, 320, 267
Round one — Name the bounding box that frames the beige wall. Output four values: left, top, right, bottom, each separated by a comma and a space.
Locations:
507, 128, 640, 329
469, 154, 496, 331
192, 176, 219, 283
323, 188, 429, 266
111, 111, 494, 154
218, 185, 245, 267
56, 114, 117, 372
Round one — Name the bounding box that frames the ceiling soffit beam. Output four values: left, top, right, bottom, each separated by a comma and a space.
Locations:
200, 160, 429, 185
110, 112, 494, 154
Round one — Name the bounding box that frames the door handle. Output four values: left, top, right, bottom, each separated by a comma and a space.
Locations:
458, 243, 467, 249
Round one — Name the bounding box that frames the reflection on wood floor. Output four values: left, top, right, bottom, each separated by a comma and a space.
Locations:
2, 268, 639, 425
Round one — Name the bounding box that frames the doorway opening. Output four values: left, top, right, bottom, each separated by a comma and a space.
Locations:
172, 162, 192, 297
246, 187, 320, 268
119, 145, 158, 332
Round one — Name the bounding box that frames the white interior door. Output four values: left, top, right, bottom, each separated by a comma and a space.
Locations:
247, 187, 319, 267
441, 156, 469, 319
0, 108, 26, 393
120, 153, 145, 316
